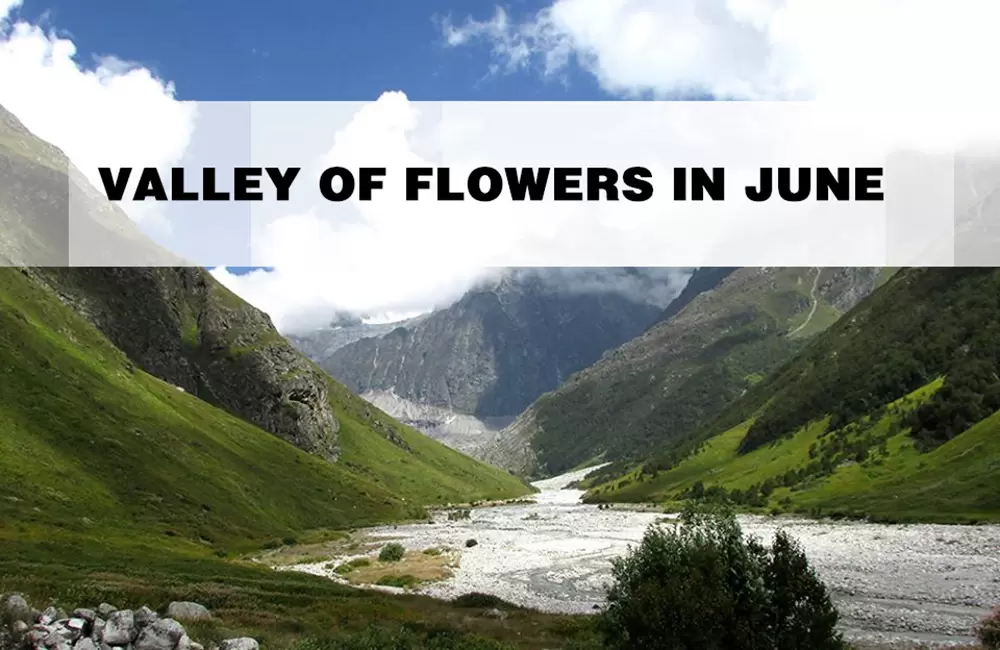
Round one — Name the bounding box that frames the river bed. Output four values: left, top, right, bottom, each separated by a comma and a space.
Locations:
287, 466, 1000, 647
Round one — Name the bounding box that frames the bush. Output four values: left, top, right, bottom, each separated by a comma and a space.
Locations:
977, 606, 1000, 649
378, 542, 406, 562
598, 504, 844, 650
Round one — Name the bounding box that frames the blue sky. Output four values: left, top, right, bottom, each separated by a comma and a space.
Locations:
4, 0, 994, 330
17, 0, 605, 101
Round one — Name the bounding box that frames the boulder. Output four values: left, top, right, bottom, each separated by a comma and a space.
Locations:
96, 604, 117, 618
12, 620, 29, 636
134, 607, 158, 629
165, 603, 211, 622
102, 610, 135, 645
72, 609, 96, 623
38, 607, 59, 625
219, 638, 258, 650
74, 638, 98, 650
134, 618, 187, 650
91, 618, 106, 642
3, 593, 34, 624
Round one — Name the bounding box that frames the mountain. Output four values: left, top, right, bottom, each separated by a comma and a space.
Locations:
304, 268, 689, 449
586, 268, 1000, 523
484, 267, 887, 477
0, 102, 531, 553
286, 313, 424, 364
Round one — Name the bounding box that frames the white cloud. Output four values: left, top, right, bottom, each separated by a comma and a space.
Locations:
0, 2, 195, 231
441, 0, 1000, 103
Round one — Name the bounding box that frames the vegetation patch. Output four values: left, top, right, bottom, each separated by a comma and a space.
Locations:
337, 549, 459, 588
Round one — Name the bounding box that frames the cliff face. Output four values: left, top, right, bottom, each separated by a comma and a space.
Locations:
0, 102, 341, 462
41, 267, 342, 461
317, 269, 679, 420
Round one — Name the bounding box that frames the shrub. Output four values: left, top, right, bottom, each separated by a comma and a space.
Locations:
452, 593, 510, 609
333, 557, 371, 574
378, 542, 406, 562
977, 606, 1000, 649
375, 574, 420, 588
598, 503, 844, 650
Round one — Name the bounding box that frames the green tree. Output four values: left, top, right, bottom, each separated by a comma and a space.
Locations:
598, 505, 843, 650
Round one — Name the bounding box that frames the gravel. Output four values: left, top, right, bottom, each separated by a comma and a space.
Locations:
287, 466, 1000, 648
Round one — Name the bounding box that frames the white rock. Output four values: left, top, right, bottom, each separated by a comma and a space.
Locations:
102, 610, 135, 645
134, 619, 187, 650
218, 638, 258, 650
165, 603, 211, 622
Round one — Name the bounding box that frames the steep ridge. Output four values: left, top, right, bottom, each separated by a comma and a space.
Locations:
486, 267, 885, 478
587, 268, 1000, 522
38, 267, 345, 461
0, 102, 532, 551
307, 268, 686, 449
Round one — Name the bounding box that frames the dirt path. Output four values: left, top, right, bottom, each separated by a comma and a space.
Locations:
788, 267, 822, 337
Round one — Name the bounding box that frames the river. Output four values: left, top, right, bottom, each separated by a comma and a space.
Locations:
288, 465, 1000, 648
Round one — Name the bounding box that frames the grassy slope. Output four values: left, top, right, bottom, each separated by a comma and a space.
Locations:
528, 268, 884, 481
589, 377, 1000, 523
0, 270, 573, 647
585, 268, 1000, 523
0, 268, 529, 548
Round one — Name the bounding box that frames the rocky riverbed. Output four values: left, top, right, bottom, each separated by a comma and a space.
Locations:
285, 466, 1000, 648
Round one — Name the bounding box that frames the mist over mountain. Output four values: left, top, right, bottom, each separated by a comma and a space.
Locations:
289, 267, 691, 449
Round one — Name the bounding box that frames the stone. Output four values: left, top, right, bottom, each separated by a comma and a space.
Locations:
101, 610, 135, 645
72, 610, 96, 623
3, 593, 34, 624
65, 618, 87, 640
38, 607, 59, 625
13, 620, 29, 635
218, 638, 258, 650
74, 639, 98, 650
165, 603, 210, 622
134, 607, 158, 629
482, 608, 508, 620
96, 604, 117, 618
26, 627, 50, 645
176, 634, 192, 650
92, 618, 106, 642
134, 619, 187, 650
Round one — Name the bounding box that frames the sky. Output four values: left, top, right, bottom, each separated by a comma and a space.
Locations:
3, 0, 1000, 330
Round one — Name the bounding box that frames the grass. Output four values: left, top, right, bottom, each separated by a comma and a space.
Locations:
0, 268, 577, 648
588, 379, 1000, 523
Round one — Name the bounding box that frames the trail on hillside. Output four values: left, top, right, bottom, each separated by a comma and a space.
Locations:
788, 267, 821, 337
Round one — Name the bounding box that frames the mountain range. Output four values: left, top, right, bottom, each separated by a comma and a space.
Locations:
293, 267, 691, 452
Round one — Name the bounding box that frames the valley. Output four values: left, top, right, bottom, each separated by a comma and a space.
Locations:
280, 466, 1000, 648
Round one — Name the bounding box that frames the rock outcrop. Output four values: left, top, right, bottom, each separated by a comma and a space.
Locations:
38, 267, 342, 462
315, 269, 684, 422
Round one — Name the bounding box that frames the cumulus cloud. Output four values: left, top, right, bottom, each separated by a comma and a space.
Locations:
440, 0, 1000, 103
0, 0, 195, 232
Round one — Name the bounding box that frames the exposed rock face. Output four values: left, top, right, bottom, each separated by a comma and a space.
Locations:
39, 268, 341, 462
357, 389, 510, 455
0, 102, 340, 462
318, 269, 687, 421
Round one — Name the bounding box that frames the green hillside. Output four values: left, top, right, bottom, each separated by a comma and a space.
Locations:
0, 268, 529, 548
587, 269, 1000, 523
500, 268, 883, 479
